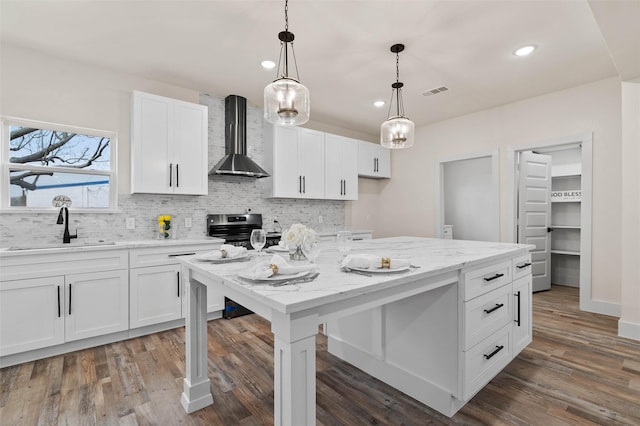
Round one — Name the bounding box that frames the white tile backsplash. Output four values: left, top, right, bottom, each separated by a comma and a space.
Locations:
0, 94, 344, 246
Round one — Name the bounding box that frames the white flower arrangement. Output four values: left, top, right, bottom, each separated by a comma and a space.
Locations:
281, 223, 316, 248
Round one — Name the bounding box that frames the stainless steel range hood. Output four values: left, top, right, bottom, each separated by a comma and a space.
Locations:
209, 95, 270, 178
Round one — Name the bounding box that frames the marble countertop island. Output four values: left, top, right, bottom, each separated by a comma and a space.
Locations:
178, 236, 534, 424
180, 236, 532, 314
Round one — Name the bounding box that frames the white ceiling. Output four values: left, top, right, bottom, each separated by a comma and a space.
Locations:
1, 0, 639, 137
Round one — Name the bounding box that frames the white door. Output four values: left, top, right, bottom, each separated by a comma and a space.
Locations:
324, 133, 344, 199
65, 270, 129, 342
298, 128, 325, 198
272, 125, 300, 197
0, 276, 65, 355
130, 264, 182, 328
173, 100, 208, 195
517, 151, 552, 292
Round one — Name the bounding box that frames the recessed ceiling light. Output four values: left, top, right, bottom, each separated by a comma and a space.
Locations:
373, 100, 385, 108
261, 60, 276, 69
514, 45, 536, 57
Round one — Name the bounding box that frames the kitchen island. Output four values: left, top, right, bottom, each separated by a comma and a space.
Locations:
178, 237, 534, 425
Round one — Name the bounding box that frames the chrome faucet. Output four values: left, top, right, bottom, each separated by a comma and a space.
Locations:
56, 206, 77, 243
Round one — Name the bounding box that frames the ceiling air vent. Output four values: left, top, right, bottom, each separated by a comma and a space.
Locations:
422, 86, 449, 97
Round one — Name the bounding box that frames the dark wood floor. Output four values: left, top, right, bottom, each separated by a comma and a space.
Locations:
1, 285, 639, 425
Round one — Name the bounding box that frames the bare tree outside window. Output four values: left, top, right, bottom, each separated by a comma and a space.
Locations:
5, 122, 113, 208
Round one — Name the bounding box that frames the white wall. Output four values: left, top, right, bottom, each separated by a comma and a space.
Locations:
348, 77, 623, 307
619, 81, 640, 339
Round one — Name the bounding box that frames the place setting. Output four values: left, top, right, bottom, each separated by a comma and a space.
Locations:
236, 253, 319, 287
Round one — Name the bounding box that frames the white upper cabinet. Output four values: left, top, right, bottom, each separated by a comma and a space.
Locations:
324, 134, 358, 200
263, 123, 325, 199
131, 91, 208, 195
358, 141, 391, 178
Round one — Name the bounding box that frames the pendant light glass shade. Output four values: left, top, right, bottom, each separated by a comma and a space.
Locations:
380, 44, 414, 149
381, 116, 415, 149
264, 0, 310, 126
264, 77, 310, 126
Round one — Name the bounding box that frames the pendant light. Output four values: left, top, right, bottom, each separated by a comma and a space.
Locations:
264, 0, 310, 126
380, 44, 415, 149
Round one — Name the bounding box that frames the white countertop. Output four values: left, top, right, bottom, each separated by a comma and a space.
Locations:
179, 236, 534, 314
0, 238, 224, 256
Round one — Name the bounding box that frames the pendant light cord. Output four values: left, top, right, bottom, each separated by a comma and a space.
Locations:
285, 0, 289, 32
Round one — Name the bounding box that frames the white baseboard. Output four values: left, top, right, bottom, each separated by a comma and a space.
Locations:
580, 298, 621, 318
618, 319, 640, 341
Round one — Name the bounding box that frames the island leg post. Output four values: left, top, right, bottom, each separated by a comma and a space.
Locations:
271, 312, 319, 426
181, 277, 213, 413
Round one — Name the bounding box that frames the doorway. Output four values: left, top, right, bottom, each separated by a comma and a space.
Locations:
436, 150, 499, 241
507, 133, 613, 316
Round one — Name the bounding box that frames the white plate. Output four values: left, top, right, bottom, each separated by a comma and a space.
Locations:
237, 270, 310, 282
267, 246, 289, 252
350, 265, 410, 273
194, 253, 249, 262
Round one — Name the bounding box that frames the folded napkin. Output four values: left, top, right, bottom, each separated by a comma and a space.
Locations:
246, 254, 318, 280
340, 254, 410, 270
198, 244, 247, 260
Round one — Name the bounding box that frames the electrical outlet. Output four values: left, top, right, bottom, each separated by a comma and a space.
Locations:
126, 217, 135, 229
185, 217, 192, 228
318, 215, 323, 224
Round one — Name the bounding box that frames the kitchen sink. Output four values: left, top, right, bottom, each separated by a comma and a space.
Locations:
5, 241, 117, 251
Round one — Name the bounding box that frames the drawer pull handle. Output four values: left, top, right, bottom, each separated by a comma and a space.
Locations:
168, 253, 196, 257
484, 273, 504, 282
515, 291, 521, 326
516, 262, 532, 270
484, 345, 504, 360
483, 303, 504, 314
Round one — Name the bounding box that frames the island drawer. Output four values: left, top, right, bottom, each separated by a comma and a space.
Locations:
463, 283, 512, 350
463, 322, 512, 401
461, 260, 512, 301
512, 254, 532, 281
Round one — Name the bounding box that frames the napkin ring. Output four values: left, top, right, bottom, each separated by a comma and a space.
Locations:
381, 257, 391, 269
268, 263, 279, 276
220, 249, 228, 258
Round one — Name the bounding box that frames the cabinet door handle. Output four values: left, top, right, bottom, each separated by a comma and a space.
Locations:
299, 176, 302, 193
57, 285, 61, 318
516, 262, 532, 270
303, 176, 306, 193
177, 271, 180, 298
176, 163, 179, 188
515, 291, 521, 326
343, 179, 346, 195
483, 303, 504, 314
483, 273, 504, 282
483, 345, 504, 360
169, 163, 173, 187
168, 253, 196, 257
68, 283, 72, 315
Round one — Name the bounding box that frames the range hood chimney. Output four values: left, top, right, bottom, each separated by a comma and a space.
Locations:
209, 95, 270, 178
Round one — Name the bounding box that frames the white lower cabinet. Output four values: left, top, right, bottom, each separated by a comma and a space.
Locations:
0, 276, 65, 356
130, 264, 182, 328
0, 241, 222, 366
0, 269, 129, 356
129, 243, 224, 327
512, 274, 533, 354
64, 270, 129, 342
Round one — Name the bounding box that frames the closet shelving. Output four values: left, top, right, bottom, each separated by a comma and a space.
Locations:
550, 173, 581, 285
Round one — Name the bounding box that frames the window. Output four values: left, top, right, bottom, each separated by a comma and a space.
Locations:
1, 117, 117, 211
